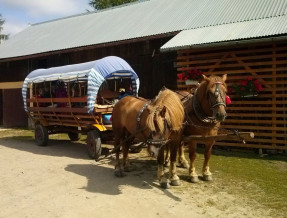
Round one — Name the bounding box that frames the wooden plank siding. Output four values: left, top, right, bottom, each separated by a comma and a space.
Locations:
176, 41, 287, 150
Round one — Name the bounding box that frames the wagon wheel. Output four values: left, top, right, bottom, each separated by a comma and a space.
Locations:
68, 132, 82, 141
34, 124, 49, 146
86, 130, 102, 160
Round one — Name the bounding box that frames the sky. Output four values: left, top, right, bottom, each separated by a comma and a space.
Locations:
0, 0, 93, 36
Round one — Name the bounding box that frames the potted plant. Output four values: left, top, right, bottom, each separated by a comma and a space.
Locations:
177, 68, 203, 85
231, 77, 263, 98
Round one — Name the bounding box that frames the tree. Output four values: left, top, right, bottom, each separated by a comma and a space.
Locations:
89, 0, 138, 10
0, 14, 5, 34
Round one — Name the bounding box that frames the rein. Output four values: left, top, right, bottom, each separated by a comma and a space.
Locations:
192, 89, 218, 124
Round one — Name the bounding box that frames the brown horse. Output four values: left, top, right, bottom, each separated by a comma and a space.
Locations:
165, 74, 228, 182
112, 88, 184, 187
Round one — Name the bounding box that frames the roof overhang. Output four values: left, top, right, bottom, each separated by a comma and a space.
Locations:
160, 15, 287, 52
0, 32, 176, 63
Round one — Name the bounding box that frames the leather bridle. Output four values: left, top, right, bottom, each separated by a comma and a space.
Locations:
209, 81, 226, 109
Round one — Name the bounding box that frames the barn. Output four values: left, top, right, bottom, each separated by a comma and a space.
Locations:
0, 0, 286, 150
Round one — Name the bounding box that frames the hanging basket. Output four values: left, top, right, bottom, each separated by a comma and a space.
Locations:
185, 80, 198, 85
241, 93, 258, 98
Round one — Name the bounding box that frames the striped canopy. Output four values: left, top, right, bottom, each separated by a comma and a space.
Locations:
22, 56, 139, 113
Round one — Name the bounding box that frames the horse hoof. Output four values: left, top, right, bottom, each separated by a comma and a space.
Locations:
170, 179, 181, 186
190, 176, 199, 183
164, 161, 170, 167
203, 174, 213, 181
114, 170, 126, 177
179, 162, 189, 169
160, 182, 170, 189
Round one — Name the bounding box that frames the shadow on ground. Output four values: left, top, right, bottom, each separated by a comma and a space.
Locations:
65, 159, 182, 201
0, 136, 93, 160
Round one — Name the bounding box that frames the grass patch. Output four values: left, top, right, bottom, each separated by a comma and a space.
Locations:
0, 127, 87, 142
188, 148, 287, 212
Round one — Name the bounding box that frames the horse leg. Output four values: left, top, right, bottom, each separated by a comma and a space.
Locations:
202, 140, 214, 181
114, 139, 125, 177
123, 140, 136, 172
178, 142, 189, 169
188, 141, 199, 183
164, 143, 170, 167
157, 148, 170, 189
169, 142, 181, 186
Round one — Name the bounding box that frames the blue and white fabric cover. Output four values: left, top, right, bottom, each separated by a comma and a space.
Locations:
22, 56, 139, 113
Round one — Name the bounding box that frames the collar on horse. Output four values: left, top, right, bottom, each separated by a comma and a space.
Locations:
192, 90, 217, 124
136, 100, 151, 130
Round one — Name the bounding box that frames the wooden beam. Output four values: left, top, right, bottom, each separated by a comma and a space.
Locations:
0, 81, 23, 89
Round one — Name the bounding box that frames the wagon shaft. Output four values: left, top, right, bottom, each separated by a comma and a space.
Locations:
182, 132, 254, 142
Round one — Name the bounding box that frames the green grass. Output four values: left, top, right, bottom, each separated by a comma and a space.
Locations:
192, 148, 287, 210
0, 127, 86, 141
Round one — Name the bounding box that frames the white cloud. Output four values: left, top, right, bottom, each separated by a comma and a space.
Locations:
2, 20, 29, 36
1, 0, 91, 18
1, 0, 92, 35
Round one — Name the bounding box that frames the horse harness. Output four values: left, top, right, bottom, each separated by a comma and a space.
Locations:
210, 80, 226, 109
136, 100, 170, 147
191, 79, 226, 124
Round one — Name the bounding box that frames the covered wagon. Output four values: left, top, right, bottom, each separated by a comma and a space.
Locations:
22, 56, 139, 159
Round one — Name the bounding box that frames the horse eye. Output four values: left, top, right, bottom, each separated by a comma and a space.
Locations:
207, 92, 210, 99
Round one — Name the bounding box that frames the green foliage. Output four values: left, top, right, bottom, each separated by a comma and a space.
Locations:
89, 0, 138, 10
0, 14, 5, 33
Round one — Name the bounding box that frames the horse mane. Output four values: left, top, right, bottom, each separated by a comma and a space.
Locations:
146, 88, 184, 134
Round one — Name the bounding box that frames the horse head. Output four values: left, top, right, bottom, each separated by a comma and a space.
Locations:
146, 105, 170, 138
200, 74, 228, 122
145, 89, 184, 156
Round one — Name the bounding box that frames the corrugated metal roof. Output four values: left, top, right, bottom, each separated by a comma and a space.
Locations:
161, 15, 287, 51
1, 0, 287, 59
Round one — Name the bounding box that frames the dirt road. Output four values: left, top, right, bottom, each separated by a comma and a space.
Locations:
0, 135, 272, 218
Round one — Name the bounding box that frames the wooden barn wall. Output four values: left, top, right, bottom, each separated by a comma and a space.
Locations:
66, 39, 177, 98
0, 36, 177, 127
176, 41, 287, 150
2, 89, 27, 127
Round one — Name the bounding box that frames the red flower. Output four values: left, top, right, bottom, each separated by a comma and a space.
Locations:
177, 73, 184, 80
253, 79, 263, 91
177, 68, 203, 81
232, 77, 263, 97
226, 96, 231, 105
239, 80, 248, 86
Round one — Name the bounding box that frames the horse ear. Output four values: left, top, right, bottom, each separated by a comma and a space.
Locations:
222, 74, 227, 82
160, 106, 167, 117
160, 86, 167, 91
202, 74, 210, 82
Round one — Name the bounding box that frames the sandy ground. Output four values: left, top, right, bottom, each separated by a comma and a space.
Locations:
0, 136, 274, 218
